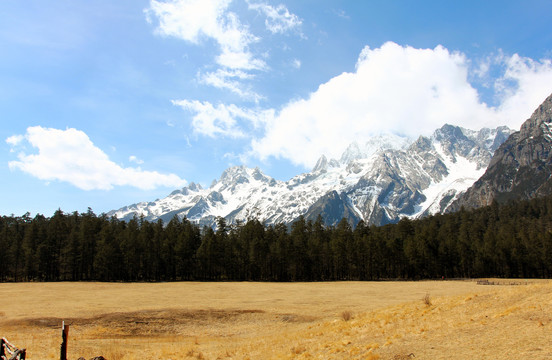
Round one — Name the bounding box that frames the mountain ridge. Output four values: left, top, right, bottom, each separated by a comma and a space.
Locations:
109, 124, 513, 226
450, 92, 552, 210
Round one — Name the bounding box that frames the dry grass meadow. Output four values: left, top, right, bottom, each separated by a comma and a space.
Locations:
1, 280, 551, 359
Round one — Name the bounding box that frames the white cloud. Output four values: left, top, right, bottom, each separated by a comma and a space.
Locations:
198, 68, 263, 101
247, 1, 302, 34
291, 58, 301, 69
146, 0, 305, 99
173, 100, 244, 138
168, 42, 552, 169
250, 42, 552, 168
494, 54, 552, 123
6, 134, 24, 146
7, 126, 186, 190
172, 99, 271, 138
129, 155, 144, 165
472, 55, 492, 83
146, 0, 265, 71
216, 47, 266, 71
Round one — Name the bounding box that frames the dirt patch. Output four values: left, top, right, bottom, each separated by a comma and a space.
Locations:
7, 308, 268, 337
278, 313, 317, 323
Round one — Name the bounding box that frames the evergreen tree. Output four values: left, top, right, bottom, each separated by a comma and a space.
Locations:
289, 216, 311, 280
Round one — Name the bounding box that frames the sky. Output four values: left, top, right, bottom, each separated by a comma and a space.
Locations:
2, 0, 552, 217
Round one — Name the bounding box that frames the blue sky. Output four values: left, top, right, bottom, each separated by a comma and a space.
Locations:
2, 0, 552, 217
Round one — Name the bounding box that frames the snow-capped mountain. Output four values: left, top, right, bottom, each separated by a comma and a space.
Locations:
109, 124, 513, 227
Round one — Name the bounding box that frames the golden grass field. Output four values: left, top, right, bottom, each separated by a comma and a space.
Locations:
1, 280, 551, 359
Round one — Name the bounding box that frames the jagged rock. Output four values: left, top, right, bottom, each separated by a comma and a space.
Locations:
312, 155, 329, 173
451, 93, 552, 210
303, 190, 361, 226
108, 125, 513, 227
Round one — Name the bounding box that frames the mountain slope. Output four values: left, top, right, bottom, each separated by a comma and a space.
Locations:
451, 93, 552, 210
109, 124, 512, 226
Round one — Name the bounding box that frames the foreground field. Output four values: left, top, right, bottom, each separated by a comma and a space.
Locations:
0, 280, 551, 359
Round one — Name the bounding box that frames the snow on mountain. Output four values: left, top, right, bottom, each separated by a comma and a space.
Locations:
108, 124, 514, 227
339, 133, 411, 164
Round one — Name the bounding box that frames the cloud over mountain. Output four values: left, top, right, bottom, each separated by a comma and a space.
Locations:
177, 42, 552, 168
252, 43, 552, 167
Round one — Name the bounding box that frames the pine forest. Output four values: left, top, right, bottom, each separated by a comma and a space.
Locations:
2, 195, 552, 282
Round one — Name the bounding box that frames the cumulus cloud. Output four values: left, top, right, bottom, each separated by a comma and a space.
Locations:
7, 126, 187, 190
172, 99, 271, 138
247, 1, 302, 35
250, 42, 552, 167
6, 134, 24, 147
176, 42, 552, 168
145, 0, 265, 71
129, 155, 144, 165
494, 54, 552, 123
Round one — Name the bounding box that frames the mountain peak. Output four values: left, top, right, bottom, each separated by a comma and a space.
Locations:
109, 123, 513, 227
520, 92, 552, 140
433, 124, 469, 142
312, 155, 329, 172
339, 134, 411, 164
451, 92, 552, 210
220, 165, 248, 181
340, 142, 362, 164
188, 182, 202, 191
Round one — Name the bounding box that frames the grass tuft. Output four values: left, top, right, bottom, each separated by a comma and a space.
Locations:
291, 344, 306, 354
422, 293, 432, 307
341, 310, 353, 321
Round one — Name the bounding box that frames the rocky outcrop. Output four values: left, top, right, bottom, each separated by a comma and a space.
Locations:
303, 190, 362, 226
450, 93, 552, 210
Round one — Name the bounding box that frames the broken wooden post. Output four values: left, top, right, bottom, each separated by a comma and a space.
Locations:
60, 321, 69, 360
12, 348, 26, 360
0, 337, 26, 360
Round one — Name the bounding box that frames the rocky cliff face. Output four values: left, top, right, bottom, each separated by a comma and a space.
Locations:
451, 93, 552, 210
337, 124, 512, 224
109, 124, 513, 227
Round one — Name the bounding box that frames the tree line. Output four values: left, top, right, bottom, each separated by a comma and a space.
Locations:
1, 195, 552, 282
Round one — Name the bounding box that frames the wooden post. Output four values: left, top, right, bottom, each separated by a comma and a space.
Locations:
11, 348, 26, 360
60, 321, 69, 360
